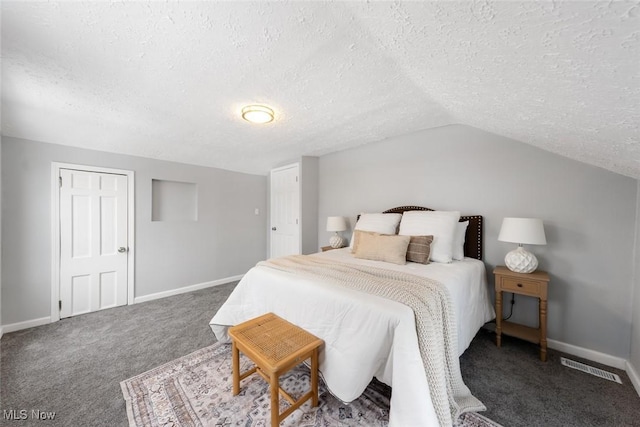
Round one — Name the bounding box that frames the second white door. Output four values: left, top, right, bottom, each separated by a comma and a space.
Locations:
270, 163, 300, 258
59, 168, 129, 318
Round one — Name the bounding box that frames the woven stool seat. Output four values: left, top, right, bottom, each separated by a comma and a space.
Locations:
228, 313, 324, 425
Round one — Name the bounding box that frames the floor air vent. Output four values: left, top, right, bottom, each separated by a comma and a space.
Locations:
560, 357, 622, 384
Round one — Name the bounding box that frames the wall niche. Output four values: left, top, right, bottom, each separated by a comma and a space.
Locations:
151, 179, 198, 221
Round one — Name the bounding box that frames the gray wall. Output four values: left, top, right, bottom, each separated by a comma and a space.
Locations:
300, 156, 319, 254
0, 137, 2, 330
318, 124, 637, 359
1, 137, 267, 325
631, 184, 640, 377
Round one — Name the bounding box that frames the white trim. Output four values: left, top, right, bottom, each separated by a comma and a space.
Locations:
510, 336, 639, 393
133, 275, 243, 304
627, 360, 640, 397
1, 276, 241, 335
51, 162, 136, 323
547, 338, 626, 370
2, 316, 51, 334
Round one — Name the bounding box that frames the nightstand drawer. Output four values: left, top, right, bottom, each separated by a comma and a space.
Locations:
501, 277, 540, 295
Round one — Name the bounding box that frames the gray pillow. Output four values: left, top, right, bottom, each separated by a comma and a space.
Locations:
406, 235, 434, 264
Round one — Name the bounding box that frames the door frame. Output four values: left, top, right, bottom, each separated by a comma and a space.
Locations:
50, 162, 135, 322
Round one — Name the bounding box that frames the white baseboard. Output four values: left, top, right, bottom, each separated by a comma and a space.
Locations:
504, 337, 639, 394
1, 276, 242, 336
1, 316, 51, 334
547, 338, 627, 370
626, 360, 640, 397
133, 275, 243, 304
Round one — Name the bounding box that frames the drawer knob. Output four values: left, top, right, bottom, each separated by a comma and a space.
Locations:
517, 283, 523, 287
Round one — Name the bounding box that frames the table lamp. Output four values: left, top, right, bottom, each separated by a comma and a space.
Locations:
498, 217, 547, 273
326, 216, 347, 248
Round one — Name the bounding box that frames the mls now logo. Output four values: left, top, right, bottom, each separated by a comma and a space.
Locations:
2, 409, 56, 420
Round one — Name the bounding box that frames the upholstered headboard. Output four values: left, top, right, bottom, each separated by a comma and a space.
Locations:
358, 206, 483, 260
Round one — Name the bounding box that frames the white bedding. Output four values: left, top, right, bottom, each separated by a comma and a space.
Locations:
210, 248, 495, 426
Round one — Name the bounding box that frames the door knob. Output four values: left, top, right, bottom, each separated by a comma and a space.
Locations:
118, 247, 128, 253
271, 227, 277, 231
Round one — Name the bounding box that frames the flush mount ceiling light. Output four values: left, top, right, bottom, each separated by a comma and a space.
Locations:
241, 104, 274, 124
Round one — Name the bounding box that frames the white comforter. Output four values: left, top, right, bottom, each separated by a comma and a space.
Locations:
210, 249, 495, 426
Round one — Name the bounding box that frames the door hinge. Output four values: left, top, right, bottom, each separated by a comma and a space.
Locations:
59, 176, 62, 187
296, 219, 299, 224
58, 300, 62, 311
296, 176, 298, 182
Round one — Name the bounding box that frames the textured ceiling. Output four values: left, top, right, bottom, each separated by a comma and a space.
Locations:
1, 1, 639, 177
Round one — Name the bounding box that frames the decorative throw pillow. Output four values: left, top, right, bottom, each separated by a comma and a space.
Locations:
398, 210, 460, 263
453, 221, 469, 261
351, 230, 380, 254
349, 213, 402, 249
406, 235, 434, 264
354, 232, 410, 265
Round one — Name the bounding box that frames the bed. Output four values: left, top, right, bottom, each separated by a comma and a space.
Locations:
210, 206, 495, 426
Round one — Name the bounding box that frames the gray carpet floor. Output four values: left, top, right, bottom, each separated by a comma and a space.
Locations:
461, 328, 640, 426
1, 282, 639, 426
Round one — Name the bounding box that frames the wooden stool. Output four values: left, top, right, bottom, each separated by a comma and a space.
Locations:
228, 313, 324, 426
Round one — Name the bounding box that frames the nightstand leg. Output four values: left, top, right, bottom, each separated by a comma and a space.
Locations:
496, 290, 502, 348
540, 298, 548, 362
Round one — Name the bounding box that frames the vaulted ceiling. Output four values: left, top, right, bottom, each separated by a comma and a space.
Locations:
2, 1, 638, 177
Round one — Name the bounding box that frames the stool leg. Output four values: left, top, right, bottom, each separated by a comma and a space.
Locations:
311, 348, 319, 407
232, 341, 240, 396
270, 374, 280, 426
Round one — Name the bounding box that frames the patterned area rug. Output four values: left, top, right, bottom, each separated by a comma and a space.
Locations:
121, 342, 502, 427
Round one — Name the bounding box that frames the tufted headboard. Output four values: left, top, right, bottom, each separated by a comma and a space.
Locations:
367, 206, 483, 260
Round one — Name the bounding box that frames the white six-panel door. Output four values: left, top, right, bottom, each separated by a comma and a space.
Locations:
59, 169, 128, 318
270, 164, 300, 259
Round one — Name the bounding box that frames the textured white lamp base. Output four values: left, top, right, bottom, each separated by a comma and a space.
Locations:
329, 234, 345, 249
505, 246, 538, 273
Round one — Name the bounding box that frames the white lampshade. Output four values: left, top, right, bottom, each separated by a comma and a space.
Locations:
326, 216, 347, 232
498, 218, 547, 245
498, 218, 546, 273
326, 216, 347, 248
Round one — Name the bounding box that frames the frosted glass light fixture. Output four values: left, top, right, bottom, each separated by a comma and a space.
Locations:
498, 218, 547, 273
241, 104, 274, 124
326, 216, 347, 248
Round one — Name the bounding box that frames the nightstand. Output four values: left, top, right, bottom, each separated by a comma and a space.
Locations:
493, 266, 550, 361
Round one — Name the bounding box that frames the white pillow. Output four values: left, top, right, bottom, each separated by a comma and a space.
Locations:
349, 213, 402, 248
398, 211, 460, 263
453, 220, 469, 261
